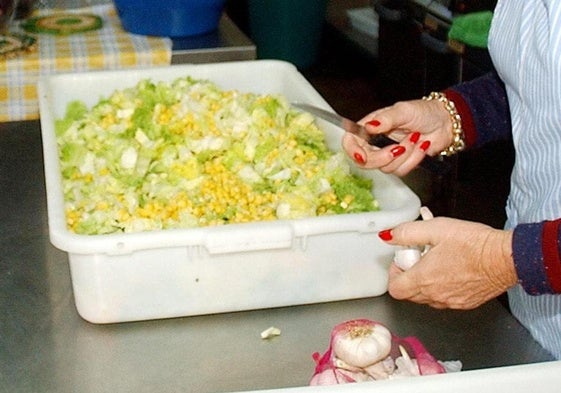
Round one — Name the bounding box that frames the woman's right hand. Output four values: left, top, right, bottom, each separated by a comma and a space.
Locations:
342, 98, 455, 176
379, 217, 517, 310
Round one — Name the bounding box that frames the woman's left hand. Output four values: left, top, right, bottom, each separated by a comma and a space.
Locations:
380, 217, 518, 309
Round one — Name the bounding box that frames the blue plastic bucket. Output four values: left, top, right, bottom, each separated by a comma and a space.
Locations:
113, 0, 226, 37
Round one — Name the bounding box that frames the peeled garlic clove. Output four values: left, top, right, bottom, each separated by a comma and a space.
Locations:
260, 326, 281, 339
394, 206, 435, 269
393, 345, 421, 377
331, 319, 392, 369
419, 206, 434, 220
399, 337, 446, 375
394, 248, 422, 270
420, 206, 434, 256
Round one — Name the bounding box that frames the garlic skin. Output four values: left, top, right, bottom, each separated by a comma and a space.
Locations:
309, 319, 458, 386
310, 367, 368, 385
331, 319, 392, 368
363, 357, 395, 380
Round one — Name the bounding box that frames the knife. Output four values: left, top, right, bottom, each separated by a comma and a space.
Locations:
292, 103, 451, 176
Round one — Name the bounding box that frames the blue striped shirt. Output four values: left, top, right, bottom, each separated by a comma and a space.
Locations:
489, 0, 561, 359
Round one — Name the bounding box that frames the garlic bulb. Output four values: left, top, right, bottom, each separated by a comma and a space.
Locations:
331, 319, 392, 368
309, 318, 458, 386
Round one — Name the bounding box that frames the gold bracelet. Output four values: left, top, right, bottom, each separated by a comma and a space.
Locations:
422, 91, 465, 156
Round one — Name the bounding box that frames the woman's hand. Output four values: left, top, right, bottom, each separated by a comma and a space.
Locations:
379, 217, 518, 309
342, 99, 454, 176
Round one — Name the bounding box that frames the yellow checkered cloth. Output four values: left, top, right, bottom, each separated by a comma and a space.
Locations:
0, 4, 172, 122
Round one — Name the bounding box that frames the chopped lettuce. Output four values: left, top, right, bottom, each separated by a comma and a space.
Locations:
56, 76, 379, 235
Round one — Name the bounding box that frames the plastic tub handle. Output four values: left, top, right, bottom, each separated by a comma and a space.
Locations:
204, 223, 294, 254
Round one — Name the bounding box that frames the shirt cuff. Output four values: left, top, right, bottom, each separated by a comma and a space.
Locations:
542, 219, 561, 293
443, 88, 477, 148
513, 222, 554, 295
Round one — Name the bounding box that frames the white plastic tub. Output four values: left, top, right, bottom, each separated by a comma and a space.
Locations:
38, 60, 421, 324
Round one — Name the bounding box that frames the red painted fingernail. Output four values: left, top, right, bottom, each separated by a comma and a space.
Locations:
378, 229, 393, 241
391, 145, 406, 157
353, 152, 365, 164
420, 140, 431, 151
367, 119, 381, 127
409, 131, 421, 144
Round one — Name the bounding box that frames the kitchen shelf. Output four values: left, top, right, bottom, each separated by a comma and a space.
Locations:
171, 13, 256, 64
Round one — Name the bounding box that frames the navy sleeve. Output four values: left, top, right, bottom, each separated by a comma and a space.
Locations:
445, 71, 512, 148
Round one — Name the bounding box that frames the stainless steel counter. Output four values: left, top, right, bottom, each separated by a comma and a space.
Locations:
0, 121, 554, 393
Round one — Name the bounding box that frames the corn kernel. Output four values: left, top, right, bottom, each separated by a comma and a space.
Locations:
96, 201, 109, 211
59, 77, 377, 234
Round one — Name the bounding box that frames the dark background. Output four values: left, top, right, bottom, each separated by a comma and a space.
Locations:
226, 0, 513, 230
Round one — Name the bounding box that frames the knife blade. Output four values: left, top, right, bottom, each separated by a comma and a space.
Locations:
292, 103, 451, 176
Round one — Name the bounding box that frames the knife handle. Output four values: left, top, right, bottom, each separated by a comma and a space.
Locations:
368, 134, 453, 176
